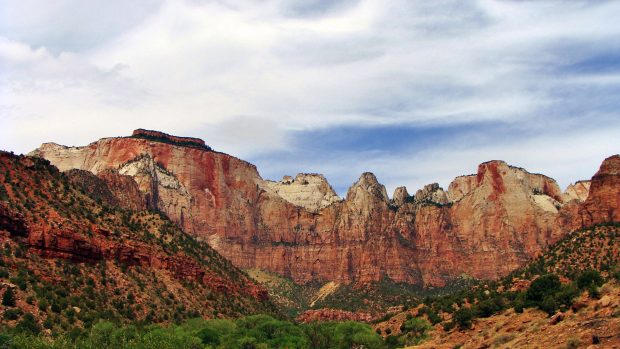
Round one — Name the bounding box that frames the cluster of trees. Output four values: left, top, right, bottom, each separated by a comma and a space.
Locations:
447, 269, 606, 330
0, 315, 390, 349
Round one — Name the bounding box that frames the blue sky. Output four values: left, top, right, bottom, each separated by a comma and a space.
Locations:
1, 0, 620, 196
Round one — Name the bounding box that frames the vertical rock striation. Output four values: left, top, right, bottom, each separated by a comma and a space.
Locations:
31, 131, 619, 286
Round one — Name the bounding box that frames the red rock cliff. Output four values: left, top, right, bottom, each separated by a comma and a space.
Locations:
30, 131, 620, 286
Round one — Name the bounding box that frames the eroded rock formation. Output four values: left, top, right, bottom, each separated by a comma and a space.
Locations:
30, 131, 619, 287
261, 173, 341, 212
563, 180, 591, 202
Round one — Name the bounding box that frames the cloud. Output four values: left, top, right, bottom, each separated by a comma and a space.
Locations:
1, 0, 619, 193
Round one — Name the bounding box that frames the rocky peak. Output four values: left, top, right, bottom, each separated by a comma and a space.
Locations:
474, 160, 564, 204
578, 154, 620, 225
563, 180, 591, 202
346, 172, 389, 203
476, 160, 510, 193
414, 183, 449, 205
392, 186, 409, 206
597, 154, 620, 176
447, 175, 477, 202
261, 173, 341, 212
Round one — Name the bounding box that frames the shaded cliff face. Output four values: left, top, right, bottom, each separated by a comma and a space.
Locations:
31, 131, 619, 287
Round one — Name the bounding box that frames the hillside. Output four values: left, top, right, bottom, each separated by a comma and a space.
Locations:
0, 151, 274, 335
371, 224, 620, 348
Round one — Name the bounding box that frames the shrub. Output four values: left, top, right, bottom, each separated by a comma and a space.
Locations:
539, 295, 558, 316
3, 308, 22, 320
475, 296, 505, 318
453, 308, 474, 329
426, 308, 442, 325
587, 284, 601, 299
15, 313, 41, 335
526, 274, 561, 304
565, 337, 580, 349
400, 317, 431, 337
576, 270, 603, 290
442, 321, 456, 331
2, 287, 16, 306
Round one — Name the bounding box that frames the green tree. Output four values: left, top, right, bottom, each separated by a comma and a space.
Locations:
334, 321, 385, 349
15, 313, 41, 335
576, 270, 603, 290
400, 317, 432, 346
526, 274, 561, 304
2, 287, 16, 307
453, 308, 474, 329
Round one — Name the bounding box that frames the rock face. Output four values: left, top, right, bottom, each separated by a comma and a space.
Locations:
447, 175, 477, 202
261, 173, 341, 212
66, 169, 146, 211
577, 155, 620, 225
563, 180, 591, 202
31, 131, 620, 287
414, 183, 448, 204
392, 186, 409, 207
0, 151, 270, 308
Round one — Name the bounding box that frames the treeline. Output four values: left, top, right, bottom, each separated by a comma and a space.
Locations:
0, 315, 392, 349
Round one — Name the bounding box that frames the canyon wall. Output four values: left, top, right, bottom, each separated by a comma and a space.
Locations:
31, 130, 620, 286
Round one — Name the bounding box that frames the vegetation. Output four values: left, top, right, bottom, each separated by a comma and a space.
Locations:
374, 223, 619, 335
309, 276, 422, 314
0, 315, 388, 349
0, 152, 276, 334
397, 317, 432, 346
2, 288, 16, 307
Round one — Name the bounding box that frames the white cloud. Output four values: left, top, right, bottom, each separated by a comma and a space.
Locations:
1, 0, 619, 189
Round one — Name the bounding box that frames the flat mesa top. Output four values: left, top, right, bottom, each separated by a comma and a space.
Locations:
130, 129, 210, 150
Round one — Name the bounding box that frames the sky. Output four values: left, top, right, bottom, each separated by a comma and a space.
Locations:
1, 0, 620, 196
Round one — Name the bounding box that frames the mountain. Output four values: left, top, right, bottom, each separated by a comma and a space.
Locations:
30, 129, 620, 287
0, 151, 272, 331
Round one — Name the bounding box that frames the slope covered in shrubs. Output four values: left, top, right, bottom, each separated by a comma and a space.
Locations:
0, 151, 275, 335
374, 223, 620, 347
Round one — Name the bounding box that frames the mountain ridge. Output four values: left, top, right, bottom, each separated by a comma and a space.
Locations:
28, 130, 620, 287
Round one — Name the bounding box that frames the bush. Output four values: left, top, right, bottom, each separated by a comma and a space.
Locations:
15, 313, 41, 335
539, 295, 558, 316
3, 308, 22, 320
526, 274, 561, 304
587, 284, 601, 299
475, 296, 505, 318
576, 270, 603, 290
426, 309, 442, 325
197, 325, 220, 345
453, 308, 474, 329
442, 321, 455, 331
400, 317, 431, 337
2, 287, 16, 307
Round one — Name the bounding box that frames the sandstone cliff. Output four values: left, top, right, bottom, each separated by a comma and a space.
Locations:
30, 131, 620, 287
261, 173, 341, 213
0, 151, 271, 323
563, 180, 591, 202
